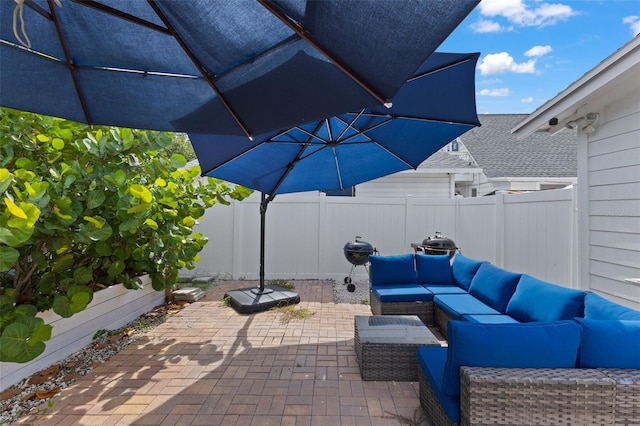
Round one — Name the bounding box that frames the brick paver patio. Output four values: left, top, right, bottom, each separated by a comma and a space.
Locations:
15, 280, 428, 425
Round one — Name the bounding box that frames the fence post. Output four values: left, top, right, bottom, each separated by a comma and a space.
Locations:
495, 193, 506, 268
318, 193, 327, 280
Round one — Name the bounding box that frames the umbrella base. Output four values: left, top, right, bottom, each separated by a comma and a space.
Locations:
224, 285, 300, 314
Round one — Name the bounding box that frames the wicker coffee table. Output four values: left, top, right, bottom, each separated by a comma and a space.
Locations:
354, 315, 441, 381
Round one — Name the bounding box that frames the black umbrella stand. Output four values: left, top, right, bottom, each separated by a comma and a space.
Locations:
223, 193, 300, 314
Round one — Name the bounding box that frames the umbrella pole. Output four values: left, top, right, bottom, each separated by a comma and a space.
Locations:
259, 192, 267, 291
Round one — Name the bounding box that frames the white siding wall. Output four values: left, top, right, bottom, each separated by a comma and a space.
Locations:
185, 186, 640, 308
582, 87, 640, 306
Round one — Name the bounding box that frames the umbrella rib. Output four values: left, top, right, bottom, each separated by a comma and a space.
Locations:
407, 56, 472, 82
71, 0, 171, 34
352, 112, 479, 127
146, 0, 253, 140
47, 0, 92, 126
24, 0, 51, 20
258, 0, 392, 108
265, 120, 325, 202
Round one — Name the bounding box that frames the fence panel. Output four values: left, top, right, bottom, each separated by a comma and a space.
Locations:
187, 189, 577, 287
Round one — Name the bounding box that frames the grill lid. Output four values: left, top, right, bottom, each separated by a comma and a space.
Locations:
421, 231, 457, 250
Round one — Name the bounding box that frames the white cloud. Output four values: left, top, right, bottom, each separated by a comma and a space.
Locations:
521, 97, 534, 103
525, 45, 553, 57
478, 52, 537, 75
477, 0, 575, 27
623, 16, 640, 36
470, 19, 504, 33
478, 88, 511, 97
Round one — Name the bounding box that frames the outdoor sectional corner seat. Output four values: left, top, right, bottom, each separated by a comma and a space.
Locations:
367, 252, 640, 426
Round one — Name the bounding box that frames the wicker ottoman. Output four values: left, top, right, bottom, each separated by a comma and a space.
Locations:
354, 315, 441, 381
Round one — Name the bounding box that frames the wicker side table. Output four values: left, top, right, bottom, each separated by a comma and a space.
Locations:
354, 315, 441, 381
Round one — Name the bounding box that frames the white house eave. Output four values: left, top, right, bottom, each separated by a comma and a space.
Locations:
489, 177, 577, 183
512, 36, 640, 139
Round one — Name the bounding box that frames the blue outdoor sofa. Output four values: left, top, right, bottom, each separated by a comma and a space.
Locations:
368, 252, 640, 426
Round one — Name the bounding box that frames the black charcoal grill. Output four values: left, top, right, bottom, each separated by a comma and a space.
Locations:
343, 236, 377, 292
412, 231, 458, 258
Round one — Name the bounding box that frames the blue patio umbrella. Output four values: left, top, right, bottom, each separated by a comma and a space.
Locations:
0, 0, 479, 138
189, 52, 481, 306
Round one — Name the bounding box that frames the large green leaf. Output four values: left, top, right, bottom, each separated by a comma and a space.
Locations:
51, 253, 75, 274
0, 226, 35, 247
86, 191, 106, 209
0, 316, 48, 363
0, 245, 19, 271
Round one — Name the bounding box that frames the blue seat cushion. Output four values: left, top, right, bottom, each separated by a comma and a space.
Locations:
369, 254, 416, 287
467, 263, 521, 313
575, 319, 640, 368
416, 254, 454, 286
462, 314, 519, 324
373, 284, 433, 303
451, 254, 485, 291
583, 292, 640, 320
506, 275, 585, 322
442, 320, 581, 397
434, 294, 501, 320
423, 285, 467, 295
417, 346, 460, 424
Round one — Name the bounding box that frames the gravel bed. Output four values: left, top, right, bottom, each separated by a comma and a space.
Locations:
332, 278, 370, 304
1, 280, 370, 425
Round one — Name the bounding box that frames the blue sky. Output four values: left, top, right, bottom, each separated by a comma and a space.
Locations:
439, 0, 640, 114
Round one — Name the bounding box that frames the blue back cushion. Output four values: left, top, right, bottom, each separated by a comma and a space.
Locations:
583, 292, 640, 320
441, 320, 581, 397
468, 263, 521, 312
416, 254, 453, 286
369, 254, 416, 286
576, 319, 640, 368
451, 254, 485, 291
506, 275, 585, 322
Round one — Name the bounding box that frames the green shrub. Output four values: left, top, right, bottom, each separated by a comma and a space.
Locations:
0, 108, 251, 362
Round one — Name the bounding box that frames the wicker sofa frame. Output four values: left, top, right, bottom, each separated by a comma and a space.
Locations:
369, 289, 434, 326
419, 365, 640, 426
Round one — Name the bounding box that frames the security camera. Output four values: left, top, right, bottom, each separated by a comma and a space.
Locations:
548, 117, 559, 126
565, 120, 578, 130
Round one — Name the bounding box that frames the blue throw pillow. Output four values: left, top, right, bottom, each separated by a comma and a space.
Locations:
451, 254, 485, 291
416, 254, 453, 286
583, 293, 640, 320
506, 275, 585, 322
369, 254, 416, 286
576, 318, 640, 368
468, 263, 521, 312
441, 320, 581, 397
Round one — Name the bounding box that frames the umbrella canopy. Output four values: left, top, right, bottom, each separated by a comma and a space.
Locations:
189, 51, 481, 292
190, 52, 481, 194
0, 0, 479, 139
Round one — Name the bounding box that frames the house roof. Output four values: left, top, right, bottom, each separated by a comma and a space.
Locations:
457, 114, 577, 178
417, 151, 480, 172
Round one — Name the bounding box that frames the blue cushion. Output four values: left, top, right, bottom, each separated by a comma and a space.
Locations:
369, 254, 416, 287
373, 284, 433, 303
434, 294, 501, 319
583, 293, 640, 320
468, 263, 521, 312
506, 275, 585, 322
423, 285, 467, 295
575, 319, 640, 368
416, 254, 454, 286
441, 320, 581, 397
451, 254, 485, 291
417, 346, 460, 424
462, 314, 519, 324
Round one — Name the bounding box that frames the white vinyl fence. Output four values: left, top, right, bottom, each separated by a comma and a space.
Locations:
186, 186, 579, 288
